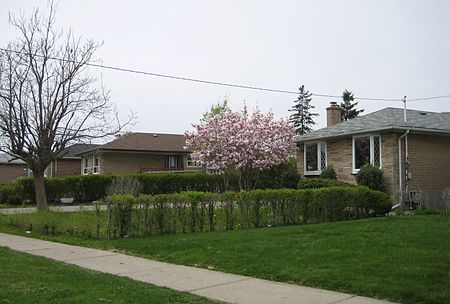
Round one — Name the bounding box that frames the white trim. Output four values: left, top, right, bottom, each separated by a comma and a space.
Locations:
304, 141, 327, 176
92, 155, 100, 174
352, 134, 382, 174
82, 157, 89, 175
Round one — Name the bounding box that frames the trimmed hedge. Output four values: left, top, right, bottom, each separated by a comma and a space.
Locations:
105, 186, 391, 238
3, 166, 302, 205
3, 187, 391, 238
9, 173, 239, 205
0, 184, 22, 205
298, 178, 354, 189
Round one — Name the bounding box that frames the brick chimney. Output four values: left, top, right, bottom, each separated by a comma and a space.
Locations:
326, 102, 342, 127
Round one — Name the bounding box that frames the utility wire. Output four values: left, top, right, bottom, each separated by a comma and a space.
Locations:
1, 47, 449, 103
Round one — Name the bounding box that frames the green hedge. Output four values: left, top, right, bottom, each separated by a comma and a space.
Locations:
0, 184, 23, 205
10, 173, 239, 205
105, 187, 391, 238
3, 187, 391, 238
5, 167, 303, 205
298, 178, 355, 189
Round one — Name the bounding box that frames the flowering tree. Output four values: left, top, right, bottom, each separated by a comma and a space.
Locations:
185, 107, 295, 190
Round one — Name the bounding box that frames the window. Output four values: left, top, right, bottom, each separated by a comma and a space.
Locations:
352, 135, 381, 173
93, 156, 100, 174
304, 142, 327, 175
82, 157, 89, 175
167, 155, 178, 169
187, 155, 202, 168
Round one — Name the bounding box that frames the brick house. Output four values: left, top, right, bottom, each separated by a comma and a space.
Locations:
0, 144, 98, 182
77, 132, 204, 175
0, 154, 29, 183
295, 103, 450, 208
46, 144, 99, 178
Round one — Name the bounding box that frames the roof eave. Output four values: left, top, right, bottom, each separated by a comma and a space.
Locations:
294, 126, 450, 142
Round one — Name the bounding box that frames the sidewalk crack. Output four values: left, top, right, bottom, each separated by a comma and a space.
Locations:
187, 277, 252, 292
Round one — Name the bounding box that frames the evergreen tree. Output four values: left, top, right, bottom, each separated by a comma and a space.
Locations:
340, 90, 364, 121
289, 85, 318, 135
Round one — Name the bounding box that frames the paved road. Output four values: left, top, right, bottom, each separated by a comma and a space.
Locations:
0, 233, 396, 304
0, 205, 107, 215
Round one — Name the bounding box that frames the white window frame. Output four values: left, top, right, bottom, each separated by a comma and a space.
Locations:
82, 157, 89, 175
352, 134, 382, 174
304, 141, 327, 176
92, 155, 100, 174
187, 155, 202, 168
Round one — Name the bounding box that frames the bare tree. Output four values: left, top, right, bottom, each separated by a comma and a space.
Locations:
0, 2, 133, 210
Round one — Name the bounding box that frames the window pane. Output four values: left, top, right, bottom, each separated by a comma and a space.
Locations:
373, 136, 380, 167
305, 143, 318, 171
168, 155, 178, 169
319, 142, 327, 171
355, 137, 370, 169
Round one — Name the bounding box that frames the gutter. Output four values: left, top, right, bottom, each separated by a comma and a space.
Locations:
397, 129, 410, 208
294, 126, 450, 143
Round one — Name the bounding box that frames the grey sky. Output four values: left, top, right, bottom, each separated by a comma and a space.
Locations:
1, 0, 449, 135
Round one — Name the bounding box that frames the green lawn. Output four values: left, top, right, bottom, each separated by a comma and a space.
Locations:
1, 214, 449, 304
0, 246, 217, 304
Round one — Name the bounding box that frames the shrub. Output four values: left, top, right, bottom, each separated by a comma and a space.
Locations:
0, 183, 23, 205
356, 164, 387, 192
298, 178, 354, 189
103, 186, 391, 238
319, 166, 337, 180
252, 158, 300, 189
3, 186, 391, 239
106, 176, 142, 197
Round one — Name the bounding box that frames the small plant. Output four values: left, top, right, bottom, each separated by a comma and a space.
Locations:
106, 176, 143, 197
320, 165, 337, 180
356, 164, 386, 192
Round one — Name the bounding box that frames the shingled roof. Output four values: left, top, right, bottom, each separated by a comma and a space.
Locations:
295, 108, 450, 142
57, 144, 100, 158
78, 132, 188, 154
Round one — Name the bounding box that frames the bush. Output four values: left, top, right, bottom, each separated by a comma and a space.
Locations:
0, 184, 23, 205
298, 178, 354, 189
320, 166, 337, 180
252, 158, 300, 189
356, 164, 387, 192
3, 186, 391, 238
103, 186, 391, 238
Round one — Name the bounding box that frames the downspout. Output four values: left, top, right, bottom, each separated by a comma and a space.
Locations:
398, 129, 410, 207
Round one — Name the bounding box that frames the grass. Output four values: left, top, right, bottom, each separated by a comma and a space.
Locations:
0, 246, 217, 304
1, 214, 449, 304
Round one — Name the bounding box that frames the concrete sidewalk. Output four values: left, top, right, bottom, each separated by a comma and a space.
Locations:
0, 233, 396, 304
0, 205, 107, 215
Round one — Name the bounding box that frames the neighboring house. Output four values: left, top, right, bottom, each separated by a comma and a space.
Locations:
46, 144, 100, 178
0, 144, 98, 182
0, 154, 29, 183
295, 102, 450, 208
77, 132, 204, 174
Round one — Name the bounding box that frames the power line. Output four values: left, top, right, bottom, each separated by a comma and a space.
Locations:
1, 47, 449, 103
408, 95, 450, 102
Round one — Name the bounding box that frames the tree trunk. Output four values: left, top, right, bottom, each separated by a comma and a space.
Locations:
34, 170, 49, 210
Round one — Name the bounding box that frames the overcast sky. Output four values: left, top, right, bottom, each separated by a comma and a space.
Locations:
1, 0, 449, 135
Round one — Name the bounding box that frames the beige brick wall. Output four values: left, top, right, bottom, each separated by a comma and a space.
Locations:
101, 152, 167, 174
408, 134, 450, 191
297, 132, 401, 203
381, 133, 400, 200
327, 137, 354, 183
